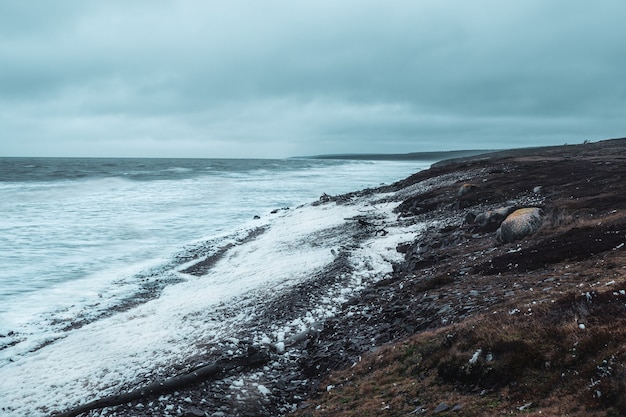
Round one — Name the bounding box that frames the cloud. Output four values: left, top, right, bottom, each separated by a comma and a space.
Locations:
1, 0, 625, 157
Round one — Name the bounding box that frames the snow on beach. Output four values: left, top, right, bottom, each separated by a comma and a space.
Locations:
0, 190, 424, 416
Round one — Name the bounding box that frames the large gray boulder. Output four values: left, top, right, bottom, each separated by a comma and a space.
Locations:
496, 208, 543, 243
474, 206, 516, 230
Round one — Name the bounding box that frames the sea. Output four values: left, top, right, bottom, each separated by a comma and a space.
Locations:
0, 156, 430, 415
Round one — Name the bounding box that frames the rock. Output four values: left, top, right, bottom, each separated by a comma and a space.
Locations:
474, 206, 516, 230
396, 243, 411, 254
496, 207, 543, 243
270, 207, 289, 214
518, 402, 533, 411
253, 215, 261, 220
434, 402, 450, 413
464, 212, 476, 224
457, 183, 478, 197
185, 406, 206, 417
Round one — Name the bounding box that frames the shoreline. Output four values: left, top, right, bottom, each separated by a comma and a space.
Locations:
31, 136, 626, 416
297, 149, 495, 161
49, 192, 422, 417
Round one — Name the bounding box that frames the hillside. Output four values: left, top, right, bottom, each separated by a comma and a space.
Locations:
291, 138, 626, 416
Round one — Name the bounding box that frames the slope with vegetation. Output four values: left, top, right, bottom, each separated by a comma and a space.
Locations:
293, 138, 626, 416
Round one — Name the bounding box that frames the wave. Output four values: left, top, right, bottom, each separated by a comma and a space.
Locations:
0, 186, 425, 416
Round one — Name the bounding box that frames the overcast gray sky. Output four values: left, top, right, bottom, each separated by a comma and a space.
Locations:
1, 1, 625, 158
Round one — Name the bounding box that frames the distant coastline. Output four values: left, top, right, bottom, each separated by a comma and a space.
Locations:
296, 149, 496, 161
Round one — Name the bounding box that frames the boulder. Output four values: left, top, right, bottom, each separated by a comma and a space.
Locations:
496, 208, 543, 243
474, 206, 516, 231
457, 183, 478, 197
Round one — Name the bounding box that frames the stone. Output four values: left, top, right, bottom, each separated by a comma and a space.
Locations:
185, 406, 206, 417
434, 402, 450, 413
474, 206, 516, 230
270, 207, 289, 214
464, 212, 476, 224
518, 402, 533, 411
457, 183, 478, 197
496, 207, 543, 243
319, 193, 331, 202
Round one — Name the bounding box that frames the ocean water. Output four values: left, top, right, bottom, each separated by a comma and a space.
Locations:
0, 157, 431, 415
0, 157, 426, 337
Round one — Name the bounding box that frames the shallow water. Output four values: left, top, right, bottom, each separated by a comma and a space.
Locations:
0, 157, 429, 415
0, 157, 426, 336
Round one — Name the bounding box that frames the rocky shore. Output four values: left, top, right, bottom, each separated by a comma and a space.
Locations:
55, 138, 626, 417
293, 137, 626, 416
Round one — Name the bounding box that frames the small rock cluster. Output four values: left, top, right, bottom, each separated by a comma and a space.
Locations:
496, 207, 543, 243
460, 184, 544, 243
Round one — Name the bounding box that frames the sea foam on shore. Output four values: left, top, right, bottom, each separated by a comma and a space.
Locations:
1, 187, 423, 416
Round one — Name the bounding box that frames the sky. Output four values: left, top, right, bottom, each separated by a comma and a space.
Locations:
1, 1, 625, 158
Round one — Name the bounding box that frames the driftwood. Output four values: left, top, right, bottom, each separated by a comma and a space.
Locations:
54, 347, 270, 417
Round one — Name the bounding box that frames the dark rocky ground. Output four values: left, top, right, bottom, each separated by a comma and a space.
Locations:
56, 138, 626, 417
293, 137, 626, 416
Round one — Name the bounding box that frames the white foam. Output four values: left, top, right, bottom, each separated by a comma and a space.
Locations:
0, 160, 429, 415
0, 190, 424, 416
0, 160, 424, 318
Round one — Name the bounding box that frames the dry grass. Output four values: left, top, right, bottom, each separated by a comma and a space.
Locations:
291, 142, 626, 417
293, 281, 626, 416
